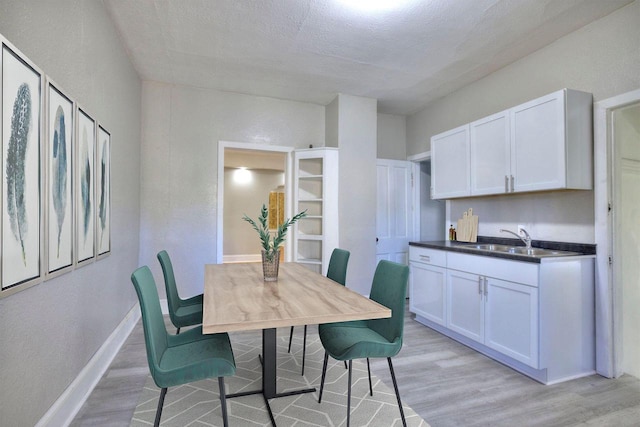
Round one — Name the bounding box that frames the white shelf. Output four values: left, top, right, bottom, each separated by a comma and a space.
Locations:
293, 148, 338, 275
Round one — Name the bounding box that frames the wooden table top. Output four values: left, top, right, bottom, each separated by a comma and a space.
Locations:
202, 262, 391, 334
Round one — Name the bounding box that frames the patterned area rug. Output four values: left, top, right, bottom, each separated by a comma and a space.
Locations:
131, 326, 429, 426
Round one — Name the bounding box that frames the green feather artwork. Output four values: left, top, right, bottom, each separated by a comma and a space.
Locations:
52, 105, 68, 257
80, 127, 91, 245
98, 139, 107, 249
6, 83, 32, 266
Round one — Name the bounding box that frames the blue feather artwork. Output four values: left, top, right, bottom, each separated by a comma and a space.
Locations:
6, 83, 32, 266
98, 139, 107, 249
52, 105, 67, 257
80, 127, 91, 245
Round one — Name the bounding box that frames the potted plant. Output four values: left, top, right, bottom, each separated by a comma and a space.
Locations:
243, 204, 306, 281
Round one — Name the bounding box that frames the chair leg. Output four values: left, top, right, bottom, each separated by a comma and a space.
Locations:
347, 360, 353, 427
287, 326, 294, 353
366, 358, 373, 396
301, 325, 308, 375
344, 360, 348, 369
218, 377, 229, 427
176, 327, 181, 335
387, 357, 407, 427
154, 387, 167, 427
318, 351, 329, 403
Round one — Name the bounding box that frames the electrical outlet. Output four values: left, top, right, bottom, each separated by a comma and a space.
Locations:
518, 224, 526, 234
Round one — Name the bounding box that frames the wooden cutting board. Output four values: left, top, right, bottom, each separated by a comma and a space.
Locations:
456, 209, 478, 242
468, 208, 478, 242
457, 212, 469, 242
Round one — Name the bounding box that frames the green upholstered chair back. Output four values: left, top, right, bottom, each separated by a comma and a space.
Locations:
131, 266, 168, 381
327, 248, 350, 286
157, 250, 181, 324
368, 260, 410, 345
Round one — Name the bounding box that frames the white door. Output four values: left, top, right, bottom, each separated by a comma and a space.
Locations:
447, 270, 484, 343
484, 277, 539, 368
376, 159, 414, 265
615, 102, 640, 379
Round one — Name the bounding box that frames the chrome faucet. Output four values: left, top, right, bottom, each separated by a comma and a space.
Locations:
500, 228, 532, 248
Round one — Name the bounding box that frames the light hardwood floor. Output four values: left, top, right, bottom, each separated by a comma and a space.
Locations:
71, 304, 640, 426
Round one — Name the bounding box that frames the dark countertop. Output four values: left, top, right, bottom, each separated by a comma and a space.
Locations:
410, 236, 596, 264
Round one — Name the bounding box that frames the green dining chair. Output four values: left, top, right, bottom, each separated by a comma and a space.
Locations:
287, 248, 350, 375
157, 250, 203, 334
131, 266, 236, 427
317, 260, 409, 427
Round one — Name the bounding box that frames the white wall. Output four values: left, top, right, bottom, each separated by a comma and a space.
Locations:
140, 82, 325, 298
0, 1, 141, 425
334, 94, 378, 295
377, 113, 407, 160
407, 0, 640, 243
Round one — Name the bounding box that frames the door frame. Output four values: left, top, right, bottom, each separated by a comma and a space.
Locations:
216, 141, 294, 264
594, 89, 640, 378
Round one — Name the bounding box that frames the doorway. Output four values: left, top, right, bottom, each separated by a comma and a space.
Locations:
216, 141, 293, 264
614, 102, 640, 378
594, 89, 640, 378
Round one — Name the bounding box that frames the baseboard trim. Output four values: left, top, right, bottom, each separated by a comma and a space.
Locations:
36, 304, 141, 427
223, 254, 261, 263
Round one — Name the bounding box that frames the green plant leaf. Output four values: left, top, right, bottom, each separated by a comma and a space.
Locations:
243, 204, 307, 260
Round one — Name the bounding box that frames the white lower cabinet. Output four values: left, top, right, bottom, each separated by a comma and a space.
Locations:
484, 277, 538, 367
410, 262, 447, 326
446, 270, 484, 343
446, 271, 539, 368
410, 245, 594, 384
409, 246, 447, 326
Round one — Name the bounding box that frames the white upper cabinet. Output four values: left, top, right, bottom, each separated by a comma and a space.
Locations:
431, 124, 470, 199
470, 110, 511, 196
511, 89, 592, 192
432, 89, 592, 199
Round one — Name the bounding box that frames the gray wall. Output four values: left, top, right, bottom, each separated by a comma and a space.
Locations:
140, 81, 325, 298
406, 0, 640, 243
0, 1, 141, 425
377, 113, 407, 160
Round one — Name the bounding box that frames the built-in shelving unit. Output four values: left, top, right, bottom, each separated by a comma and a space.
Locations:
292, 148, 338, 274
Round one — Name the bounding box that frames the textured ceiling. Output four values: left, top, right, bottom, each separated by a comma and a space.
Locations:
104, 0, 632, 115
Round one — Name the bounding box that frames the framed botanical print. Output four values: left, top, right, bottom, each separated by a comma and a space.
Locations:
96, 125, 110, 257
75, 107, 95, 265
46, 80, 74, 276
1, 39, 43, 293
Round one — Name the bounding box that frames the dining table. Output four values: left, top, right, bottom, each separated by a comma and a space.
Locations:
202, 262, 391, 426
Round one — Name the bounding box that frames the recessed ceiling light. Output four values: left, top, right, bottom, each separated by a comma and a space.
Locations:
337, 0, 415, 13
233, 167, 252, 185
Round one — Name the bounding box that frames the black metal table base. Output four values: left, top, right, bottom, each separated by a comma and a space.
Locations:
226, 328, 316, 426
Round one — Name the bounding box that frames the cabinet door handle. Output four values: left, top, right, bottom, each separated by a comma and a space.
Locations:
478, 277, 483, 295
419, 255, 431, 262
510, 175, 515, 192
484, 277, 488, 299
505, 175, 509, 193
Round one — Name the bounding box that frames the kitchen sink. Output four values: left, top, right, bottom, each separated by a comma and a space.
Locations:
470, 244, 512, 252
456, 243, 580, 257
507, 247, 578, 256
